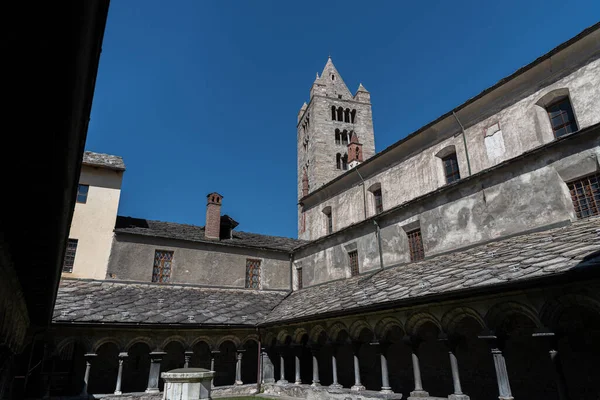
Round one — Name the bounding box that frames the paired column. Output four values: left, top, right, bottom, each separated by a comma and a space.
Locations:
276, 347, 288, 384
184, 350, 193, 368
80, 353, 97, 396
210, 350, 219, 388
532, 330, 569, 400
309, 344, 321, 387
439, 334, 469, 400
329, 344, 342, 389
145, 351, 166, 393
350, 342, 365, 391
235, 349, 245, 385
404, 336, 429, 398
293, 345, 302, 385
261, 346, 276, 384
478, 333, 513, 400
371, 341, 393, 394
114, 352, 127, 395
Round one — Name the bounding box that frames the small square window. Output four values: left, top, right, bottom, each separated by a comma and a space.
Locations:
348, 250, 359, 276
152, 250, 173, 283
567, 173, 599, 219
245, 259, 261, 289
63, 239, 78, 273
77, 184, 89, 204
407, 229, 425, 262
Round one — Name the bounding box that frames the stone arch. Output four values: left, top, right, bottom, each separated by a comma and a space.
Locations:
441, 307, 487, 335
190, 336, 215, 351
276, 329, 291, 345
292, 327, 308, 344
125, 336, 154, 351
327, 321, 349, 342
485, 301, 542, 332
374, 316, 404, 340
263, 331, 276, 347
405, 311, 442, 337
160, 335, 188, 351
92, 337, 122, 353
216, 335, 241, 349
241, 334, 259, 347
535, 87, 571, 108
540, 294, 600, 330
348, 319, 372, 341
56, 337, 92, 355
309, 324, 326, 343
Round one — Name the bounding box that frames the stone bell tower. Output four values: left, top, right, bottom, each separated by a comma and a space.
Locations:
297, 57, 375, 236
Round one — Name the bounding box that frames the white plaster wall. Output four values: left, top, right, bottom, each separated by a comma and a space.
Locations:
63, 165, 123, 280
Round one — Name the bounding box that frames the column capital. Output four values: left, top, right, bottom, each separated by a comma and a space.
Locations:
84, 353, 97, 359
210, 350, 221, 356
477, 330, 507, 350
118, 352, 128, 359
184, 350, 194, 356
402, 334, 422, 350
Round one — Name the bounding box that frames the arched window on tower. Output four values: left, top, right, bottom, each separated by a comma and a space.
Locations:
342, 153, 348, 170
335, 129, 341, 145
336, 153, 342, 170
337, 107, 344, 121
341, 130, 349, 145
331, 106, 337, 121
355, 146, 360, 160
351, 109, 356, 124
344, 108, 350, 123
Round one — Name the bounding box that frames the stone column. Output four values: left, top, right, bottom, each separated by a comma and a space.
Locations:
439, 335, 469, 400
146, 351, 167, 393
235, 349, 245, 385
532, 330, 569, 400
350, 343, 365, 391
184, 350, 193, 368
479, 333, 513, 400
310, 345, 320, 387
210, 350, 219, 388
261, 347, 275, 384
329, 344, 342, 389
293, 346, 302, 385
277, 347, 288, 384
114, 352, 127, 395
80, 353, 96, 396
371, 341, 393, 394
404, 336, 429, 398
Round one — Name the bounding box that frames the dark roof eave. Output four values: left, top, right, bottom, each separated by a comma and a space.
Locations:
51, 321, 258, 329
295, 123, 600, 251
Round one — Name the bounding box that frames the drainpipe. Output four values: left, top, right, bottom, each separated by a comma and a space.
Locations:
354, 168, 367, 219
256, 327, 262, 393
288, 253, 294, 292
452, 111, 472, 176
373, 220, 385, 270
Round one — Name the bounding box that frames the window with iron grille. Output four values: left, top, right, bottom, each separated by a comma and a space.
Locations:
297, 268, 303, 290
245, 259, 261, 289
152, 250, 173, 283
546, 98, 578, 138
77, 184, 89, 204
567, 173, 600, 219
407, 229, 425, 262
373, 189, 383, 214
348, 250, 359, 276
442, 153, 460, 184
62, 239, 78, 273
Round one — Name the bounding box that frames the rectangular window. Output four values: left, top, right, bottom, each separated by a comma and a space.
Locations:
152, 250, 173, 283
348, 250, 359, 276
297, 268, 303, 290
77, 184, 89, 204
547, 98, 578, 138
407, 229, 425, 262
442, 153, 461, 184
62, 239, 78, 273
323, 208, 333, 235
245, 259, 261, 289
373, 189, 383, 214
567, 173, 599, 219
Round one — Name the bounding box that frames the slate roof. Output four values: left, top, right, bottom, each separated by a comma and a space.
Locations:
83, 151, 126, 171
115, 216, 307, 252
53, 280, 287, 325
264, 217, 600, 324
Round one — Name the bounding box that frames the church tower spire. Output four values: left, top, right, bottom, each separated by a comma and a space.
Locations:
297, 58, 376, 238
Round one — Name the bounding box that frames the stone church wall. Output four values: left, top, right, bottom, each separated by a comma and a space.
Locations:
106, 234, 291, 290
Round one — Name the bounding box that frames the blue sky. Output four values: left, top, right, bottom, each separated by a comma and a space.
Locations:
86, 0, 599, 239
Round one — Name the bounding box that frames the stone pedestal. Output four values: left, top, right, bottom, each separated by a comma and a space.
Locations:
161, 368, 215, 400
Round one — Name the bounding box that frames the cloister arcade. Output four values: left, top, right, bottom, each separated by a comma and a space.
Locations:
14, 289, 600, 399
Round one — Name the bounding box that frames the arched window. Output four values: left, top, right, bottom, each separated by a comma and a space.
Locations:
341, 130, 349, 145
355, 146, 360, 160
351, 109, 356, 124
337, 107, 344, 121
342, 153, 348, 170
535, 88, 578, 138
336, 153, 342, 170
344, 108, 350, 123
435, 145, 460, 184
335, 129, 341, 145
331, 106, 337, 121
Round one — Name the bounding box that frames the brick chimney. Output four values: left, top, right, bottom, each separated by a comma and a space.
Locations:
205, 192, 223, 240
